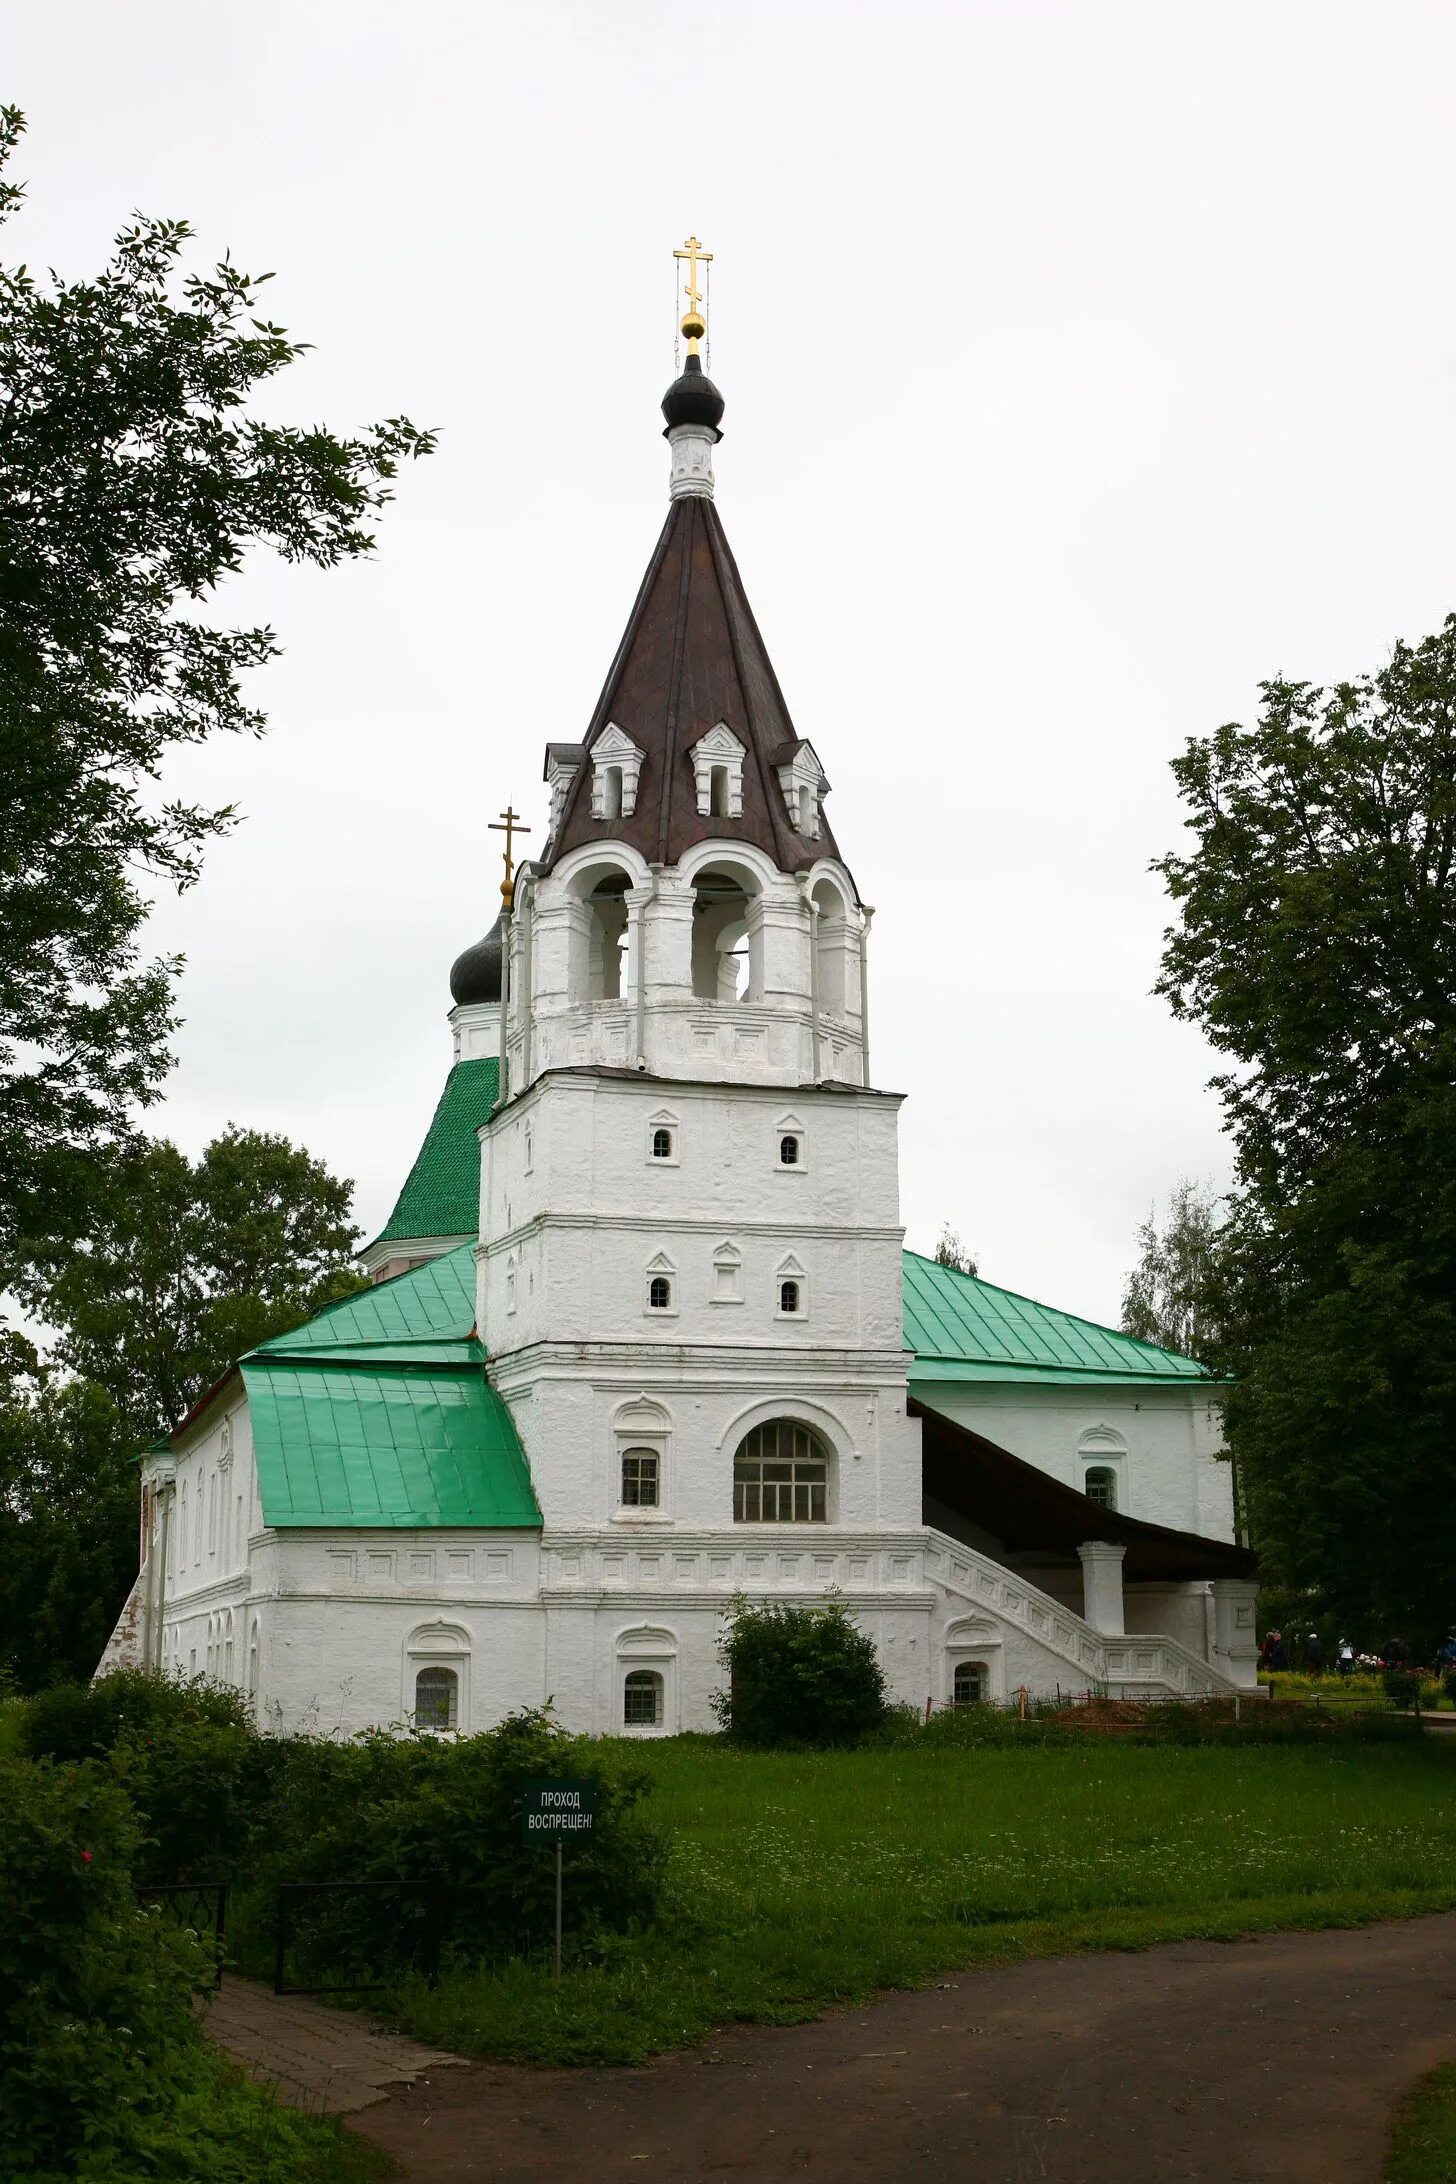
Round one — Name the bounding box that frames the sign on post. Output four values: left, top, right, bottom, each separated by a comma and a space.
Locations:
521, 1778, 598, 1979
521, 1778, 598, 1839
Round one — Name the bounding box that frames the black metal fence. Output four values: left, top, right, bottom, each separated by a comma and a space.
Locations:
133, 1881, 229, 1990
273, 1879, 452, 1997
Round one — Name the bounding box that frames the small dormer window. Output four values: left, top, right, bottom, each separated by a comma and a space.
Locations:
772, 738, 829, 839
590, 724, 644, 820
690, 723, 747, 819
543, 742, 587, 846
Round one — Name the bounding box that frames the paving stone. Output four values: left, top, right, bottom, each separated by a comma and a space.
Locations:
202, 1973, 465, 2115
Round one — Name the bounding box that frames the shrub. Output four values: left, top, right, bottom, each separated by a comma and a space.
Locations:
21, 1668, 254, 1763
252, 1708, 664, 1984
711, 1592, 888, 1747
1385, 1667, 1423, 1709
1443, 1669, 1456, 1705
110, 1718, 273, 1885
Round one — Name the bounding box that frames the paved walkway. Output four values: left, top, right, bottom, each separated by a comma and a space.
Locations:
203, 1974, 464, 2115
347, 1912, 1456, 2182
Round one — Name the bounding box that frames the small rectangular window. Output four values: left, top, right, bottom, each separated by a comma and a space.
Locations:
621, 1450, 660, 1508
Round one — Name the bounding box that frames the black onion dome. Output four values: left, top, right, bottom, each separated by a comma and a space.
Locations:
449, 913, 503, 1006
661, 352, 725, 436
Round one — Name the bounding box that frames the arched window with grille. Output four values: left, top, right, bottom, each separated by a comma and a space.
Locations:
623, 1669, 663, 1727
732, 1420, 829, 1523
415, 1665, 459, 1731
1084, 1465, 1117, 1512
953, 1661, 987, 1707
652, 1127, 673, 1160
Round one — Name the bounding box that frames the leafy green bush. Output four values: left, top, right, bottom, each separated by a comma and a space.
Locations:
1385, 1667, 1423, 1709
1443, 1669, 1456, 1706
252, 1708, 664, 1984
21, 1668, 254, 1763
711, 1593, 888, 1747
110, 1718, 273, 1885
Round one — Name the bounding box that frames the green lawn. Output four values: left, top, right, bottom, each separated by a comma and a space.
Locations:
1387, 2064, 1456, 2182
398, 1734, 1456, 2067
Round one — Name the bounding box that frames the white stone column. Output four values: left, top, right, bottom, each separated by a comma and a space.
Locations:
1078, 1541, 1127, 1636
626, 881, 654, 1068
859, 905, 874, 1087
1211, 1578, 1260, 1688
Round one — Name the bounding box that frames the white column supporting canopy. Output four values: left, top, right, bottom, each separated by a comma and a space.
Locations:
1078, 1540, 1127, 1636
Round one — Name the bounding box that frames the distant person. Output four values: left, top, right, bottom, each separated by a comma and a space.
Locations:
1337, 1638, 1355, 1677
1305, 1632, 1325, 1673
1267, 1632, 1289, 1672
1436, 1633, 1456, 1671
1381, 1637, 1408, 1669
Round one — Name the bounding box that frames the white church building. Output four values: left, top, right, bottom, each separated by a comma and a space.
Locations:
104, 288, 1258, 1733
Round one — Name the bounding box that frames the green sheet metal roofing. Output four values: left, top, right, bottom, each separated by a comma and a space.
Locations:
252, 1247, 477, 1359
902, 1250, 1210, 1385
242, 1246, 541, 1529
240, 1360, 539, 1528
229, 1241, 1208, 1530
373, 1058, 499, 1245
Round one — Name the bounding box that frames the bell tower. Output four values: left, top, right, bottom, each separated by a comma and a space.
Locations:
476, 248, 923, 1732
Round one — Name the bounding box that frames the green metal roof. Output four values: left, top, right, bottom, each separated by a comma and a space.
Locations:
374, 1058, 500, 1246
227, 1234, 1205, 1532
253, 1245, 477, 1360
902, 1250, 1211, 1386
241, 1357, 540, 1529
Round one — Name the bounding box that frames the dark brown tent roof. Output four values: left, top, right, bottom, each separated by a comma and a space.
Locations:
540, 493, 852, 889
914, 1398, 1257, 1583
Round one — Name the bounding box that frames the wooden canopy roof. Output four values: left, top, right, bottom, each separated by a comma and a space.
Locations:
914, 1398, 1257, 1583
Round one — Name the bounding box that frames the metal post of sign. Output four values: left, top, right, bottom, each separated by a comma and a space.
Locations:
554, 1838, 563, 1980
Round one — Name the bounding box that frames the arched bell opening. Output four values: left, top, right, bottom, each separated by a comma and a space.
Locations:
691, 865, 761, 1003
811, 874, 853, 1020
565, 862, 639, 1006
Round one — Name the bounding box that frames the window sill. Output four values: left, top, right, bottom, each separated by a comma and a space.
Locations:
610, 1511, 673, 1525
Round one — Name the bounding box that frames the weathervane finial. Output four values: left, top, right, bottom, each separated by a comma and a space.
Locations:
673, 233, 713, 355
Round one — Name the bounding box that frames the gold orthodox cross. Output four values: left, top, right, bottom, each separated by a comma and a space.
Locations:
489, 805, 532, 907
673, 233, 713, 350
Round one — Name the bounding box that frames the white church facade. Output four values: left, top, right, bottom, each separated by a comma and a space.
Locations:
103, 294, 1258, 1732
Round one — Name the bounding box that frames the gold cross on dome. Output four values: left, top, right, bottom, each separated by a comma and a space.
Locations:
673, 233, 713, 351
488, 804, 532, 907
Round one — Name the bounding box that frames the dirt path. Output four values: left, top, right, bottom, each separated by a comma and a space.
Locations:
350, 1912, 1456, 2182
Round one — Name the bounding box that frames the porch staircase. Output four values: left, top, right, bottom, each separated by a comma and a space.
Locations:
925, 1528, 1236, 1699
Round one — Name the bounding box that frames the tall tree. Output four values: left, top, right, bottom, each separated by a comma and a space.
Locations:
0, 1369, 139, 1690
1156, 615, 1456, 1642
0, 107, 432, 1274
933, 1225, 979, 1277
1120, 1179, 1224, 1361
16, 1128, 366, 1433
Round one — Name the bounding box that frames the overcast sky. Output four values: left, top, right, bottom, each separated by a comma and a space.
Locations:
9, 2, 1456, 1328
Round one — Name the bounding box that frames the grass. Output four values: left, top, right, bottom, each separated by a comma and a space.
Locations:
1386, 2064, 1456, 2182
392, 1733, 1456, 2067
